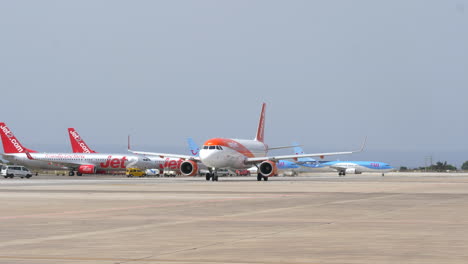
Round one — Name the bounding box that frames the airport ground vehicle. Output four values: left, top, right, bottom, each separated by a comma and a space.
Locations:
163, 169, 177, 177
236, 169, 251, 176
126, 168, 146, 177
1, 165, 33, 178
145, 169, 160, 177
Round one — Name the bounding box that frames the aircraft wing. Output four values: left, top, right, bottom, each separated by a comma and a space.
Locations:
246, 138, 366, 164
128, 150, 201, 161
245, 150, 358, 163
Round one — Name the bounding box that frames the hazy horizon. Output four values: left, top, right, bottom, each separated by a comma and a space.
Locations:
1, 1, 467, 168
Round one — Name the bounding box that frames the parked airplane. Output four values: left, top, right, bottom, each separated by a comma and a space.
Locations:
292, 145, 394, 176
131, 103, 365, 181
0, 123, 154, 176
319, 161, 395, 176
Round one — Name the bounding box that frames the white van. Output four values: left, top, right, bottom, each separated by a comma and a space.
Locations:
1, 165, 33, 178
145, 169, 160, 177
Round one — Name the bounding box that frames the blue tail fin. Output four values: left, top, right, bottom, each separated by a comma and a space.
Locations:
187, 138, 200, 157
293, 142, 316, 163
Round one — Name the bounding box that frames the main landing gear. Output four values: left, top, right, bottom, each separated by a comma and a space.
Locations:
205, 172, 218, 181
257, 173, 268, 181
68, 171, 75, 176
338, 171, 346, 177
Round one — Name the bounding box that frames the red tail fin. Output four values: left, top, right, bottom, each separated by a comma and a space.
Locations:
255, 103, 266, 142
68, 128, 97, 153
0, 122, 37, 153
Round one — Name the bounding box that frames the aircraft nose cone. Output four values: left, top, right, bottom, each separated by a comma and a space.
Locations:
199, 149, 218, 167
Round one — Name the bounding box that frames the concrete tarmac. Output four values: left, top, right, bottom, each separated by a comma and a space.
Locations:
0, 172, 467, 263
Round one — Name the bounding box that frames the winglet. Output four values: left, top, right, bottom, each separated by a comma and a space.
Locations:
254, 103, 266, 142
128, 135, 131, 150
358, 136, 367, 152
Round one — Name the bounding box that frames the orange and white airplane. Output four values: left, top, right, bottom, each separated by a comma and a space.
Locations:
0, 123, 154, 176
130, 103, 365, 181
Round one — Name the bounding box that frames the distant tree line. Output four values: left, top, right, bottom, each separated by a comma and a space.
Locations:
462, 161, 468, 171
400, 161, 462, 172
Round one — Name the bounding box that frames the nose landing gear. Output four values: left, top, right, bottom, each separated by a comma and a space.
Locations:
205, 171, 218, 181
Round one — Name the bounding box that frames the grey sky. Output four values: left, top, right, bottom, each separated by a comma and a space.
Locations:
1, 1, 467, 168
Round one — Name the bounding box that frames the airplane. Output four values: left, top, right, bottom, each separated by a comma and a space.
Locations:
292, 145, 394, 176
187, 137, 300, 175
319, 161, 395, 176
130, 103, 365, 181
0, 123, 154, 176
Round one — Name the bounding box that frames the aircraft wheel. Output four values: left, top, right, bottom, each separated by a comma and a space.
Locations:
257, 174, 262, 181
263, 176, 268, 181
205, 173, 211, 181
69, 171, 75, 176
214, 175, 218, 181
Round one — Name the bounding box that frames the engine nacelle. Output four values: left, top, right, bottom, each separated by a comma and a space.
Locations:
78, 164, 96, 174
259, 160, 277, 177
345, 168, 361, 174
180, 160, 198, 176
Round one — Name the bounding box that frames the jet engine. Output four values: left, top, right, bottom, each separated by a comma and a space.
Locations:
78, 164, 96, 174
180, 160, 198, 176
345, 168, 361, 174
259, 160, 277, 177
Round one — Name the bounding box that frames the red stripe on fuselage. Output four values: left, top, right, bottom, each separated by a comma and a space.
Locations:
204, 138, 257, 158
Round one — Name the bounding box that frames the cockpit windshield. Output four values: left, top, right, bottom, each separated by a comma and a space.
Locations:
203, 145, 223, 150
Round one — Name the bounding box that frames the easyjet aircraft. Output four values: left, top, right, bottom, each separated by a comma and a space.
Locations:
0, 123, 154, 176
130, 103, 365, 181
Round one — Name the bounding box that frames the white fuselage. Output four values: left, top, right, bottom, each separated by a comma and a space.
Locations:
326, 161, 395, 174
2, 153, 154, 171
199, 138, 267, 169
